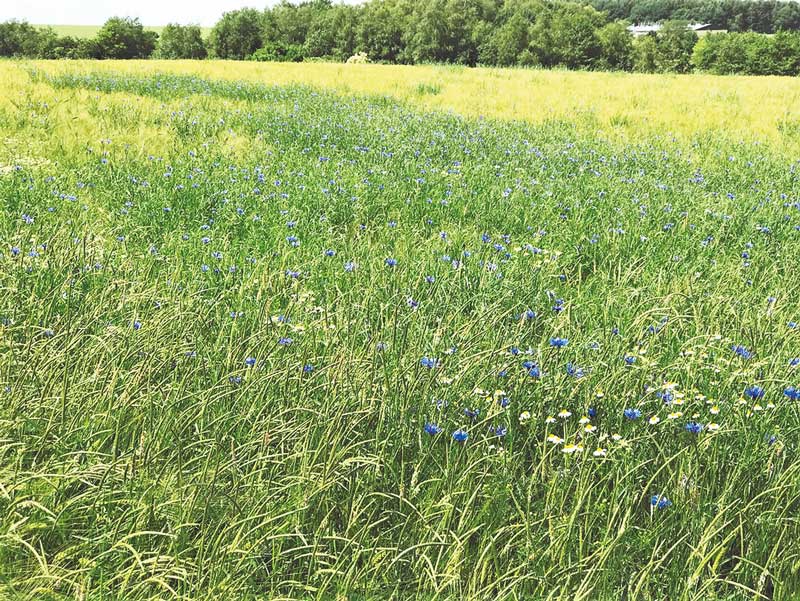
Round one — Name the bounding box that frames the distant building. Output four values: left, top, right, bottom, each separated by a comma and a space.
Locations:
627, 23, 716, 37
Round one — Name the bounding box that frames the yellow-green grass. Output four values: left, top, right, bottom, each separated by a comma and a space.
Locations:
18, 58, 800, 151
32, 24, 212, 38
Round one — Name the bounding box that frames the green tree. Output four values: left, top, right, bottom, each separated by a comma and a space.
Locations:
633, 33, 659, 72
210, 8, 264, 59
597, 21, 634, 70
95, 17, 158, 59
655, 20, 697, 73
156, 23, 207, 59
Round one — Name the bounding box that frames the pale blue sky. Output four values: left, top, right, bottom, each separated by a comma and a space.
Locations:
2, 0, 363, 27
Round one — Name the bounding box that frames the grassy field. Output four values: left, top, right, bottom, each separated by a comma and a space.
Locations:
2, 60, 800, 600
14, 59, 800, 152
33, 24, 212, 38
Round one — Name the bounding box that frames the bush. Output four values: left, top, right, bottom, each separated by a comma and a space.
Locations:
250, 42, 305, 62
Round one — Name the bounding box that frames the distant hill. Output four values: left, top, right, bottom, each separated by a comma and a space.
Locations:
33, 24, 212, 38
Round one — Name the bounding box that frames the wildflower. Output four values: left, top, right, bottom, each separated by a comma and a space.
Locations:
649, 415, 660, 425
784, 386, 800, 401
519, 411, 531, 424
132, 320, 142, 330
710, 405, 720, 415
420, 356, 438, 368
588, 407, 597, 418
545, 415, 556, 424
557, 409, 572, 419
667, 411, 683, 420
489, 425, 507, 437
593, 448, 607, 457
384, 257, 397, 267
452, 428, 468, 443
424, 423, 442, 435
547, 434, 564, 445
278, 337, 293, 346
623, 408, 642, 420
245, 357, 256, 368
566, 362, 585, 378
685, 421, 704, 434
464, 407, 480, 420
731, 345, 752, 359
624, 355, 636, 365
707, 422, 720, 431
562, 444, 583, 454
584, 424, 597, 433
744, 385, 764, 400
651, 495, 672, 509
549, 337, 569, 348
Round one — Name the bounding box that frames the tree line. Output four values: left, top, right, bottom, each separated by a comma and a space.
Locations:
3, 0, 800, 77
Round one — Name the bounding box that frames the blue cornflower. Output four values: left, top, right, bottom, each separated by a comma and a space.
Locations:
229, 375, 242, 385
588, 407, 597, 418
731, 345, 752, 359
384, 257, 397, 267
624, 355, 636, 365
685, 421, 704, 434
566, 362, 585, 378
452, 429, 469, 443
420, 356, 438, 369
425, 275, 435, 283
744, 385, 765, 400
524, 309, 537, 320
784, 386, 800, 401
489, 425, 507, 437
463, 408, 480, 420
549, 337, 569, 348
278, 337, 293, 346
344, 261, 356, 272
303, 364, 315, 373
324, 249, 336, 257
527, 364, 541, 378
651, 494, 672, 509
10, 246, 20, 256
623, 408, 642, 420
245, 357, 256, 368
132, 320, 142, 330
790, 358, 800, 367
424, 423, 443, 435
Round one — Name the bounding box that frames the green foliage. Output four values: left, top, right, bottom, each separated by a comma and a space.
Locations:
655, 20, 698, 73
5, 0, 800, 74
250, 41, 305, 62
590, 0, 800, 34
209, 8, 263, 60
156, 23, 207, 59
95, 17, 158, 60
692, 30, 800, 75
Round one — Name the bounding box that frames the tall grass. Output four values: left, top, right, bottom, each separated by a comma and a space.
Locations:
0, 62, 800, 600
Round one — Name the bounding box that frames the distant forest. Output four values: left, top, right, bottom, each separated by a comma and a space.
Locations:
4, 0, 800, 76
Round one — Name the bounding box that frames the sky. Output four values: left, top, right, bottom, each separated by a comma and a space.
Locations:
2, 0, 362, 27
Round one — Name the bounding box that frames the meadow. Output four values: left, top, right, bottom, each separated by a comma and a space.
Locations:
1, 59, 800, 600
